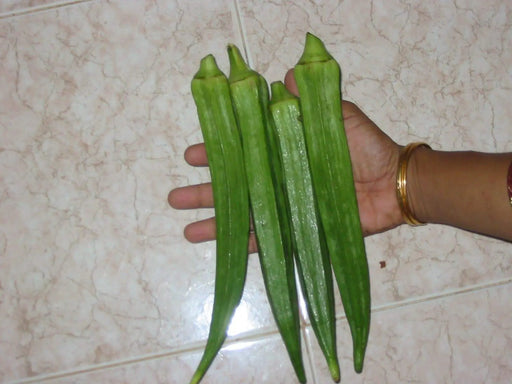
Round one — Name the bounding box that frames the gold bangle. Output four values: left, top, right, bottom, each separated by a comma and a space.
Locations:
507, 160, 512, 207
396, 142, 431, 226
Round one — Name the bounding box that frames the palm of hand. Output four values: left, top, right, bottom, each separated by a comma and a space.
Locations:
284, 70, 402, 234
168, 73, 403, 249
340, 101, 402, 235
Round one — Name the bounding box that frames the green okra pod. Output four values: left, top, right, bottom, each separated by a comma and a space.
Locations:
270, 81, 340, 382
189, 55, 250, 384
294, 33, 371, 374
228, 44, 306, 383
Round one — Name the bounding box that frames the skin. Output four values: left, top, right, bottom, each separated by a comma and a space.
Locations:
168, 70, 512, 251
409, 148, 512, 241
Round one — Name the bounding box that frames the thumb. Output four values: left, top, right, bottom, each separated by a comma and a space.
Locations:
284, 69, 299, 96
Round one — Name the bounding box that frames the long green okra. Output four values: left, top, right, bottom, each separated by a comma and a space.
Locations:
189, 55, 250, 384
227, 44, 306, 383
270, 81, 340, 382
294, 33, 371, 373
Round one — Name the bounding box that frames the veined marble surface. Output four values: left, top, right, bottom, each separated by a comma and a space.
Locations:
0, 0, 510, 383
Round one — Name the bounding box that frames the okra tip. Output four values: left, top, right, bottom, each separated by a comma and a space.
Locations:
353, 329, 368, 373
227, 44, 253, 83
354, 348, 366, 374
194, 54, 223, 80
189, 371, 202, 384
297, 32, 334, 65
327, 357, 341, 383
269, 81, 296, 104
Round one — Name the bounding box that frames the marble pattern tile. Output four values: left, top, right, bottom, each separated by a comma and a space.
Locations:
239, 0, 512, 150
49, 333, 312, 384
0, 0, 276, 382
0, 0, 83, 15
0, 0, 511, 383
308, 283, 512, 384
238, 0, 512, 314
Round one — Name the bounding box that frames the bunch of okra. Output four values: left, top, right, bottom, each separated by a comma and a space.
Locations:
188, 33, 371, 384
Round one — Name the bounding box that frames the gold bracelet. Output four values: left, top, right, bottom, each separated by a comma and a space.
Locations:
396, 142, 431, 226
507, 160, 512, 207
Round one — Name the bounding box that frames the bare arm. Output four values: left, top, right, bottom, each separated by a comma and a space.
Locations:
408, 147, 512, 241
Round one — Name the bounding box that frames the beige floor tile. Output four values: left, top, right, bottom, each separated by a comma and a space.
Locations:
47, 333, 312, 384
0, 0, 70, 15
308, 283, 512, 384
2, 0, 511, 383
0, 0, 276, 381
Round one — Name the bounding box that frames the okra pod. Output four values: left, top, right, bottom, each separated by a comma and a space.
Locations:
228, 45, 306, 383
294, 33, 371, 373
189, 55, 250, 384
270, 81, 340, 382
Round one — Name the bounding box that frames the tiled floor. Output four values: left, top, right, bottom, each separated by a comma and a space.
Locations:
0, 1, 511, 383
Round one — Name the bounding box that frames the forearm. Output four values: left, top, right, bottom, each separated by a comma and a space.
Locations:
408, 147, 512, 241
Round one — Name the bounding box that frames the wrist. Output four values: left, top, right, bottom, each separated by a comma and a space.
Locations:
399, 146, 512, 240
406, 145, 436, 225
396, 143, 433, 226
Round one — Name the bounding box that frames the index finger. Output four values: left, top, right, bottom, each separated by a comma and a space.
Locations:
168, 182, 214, 209
185, 143, 209, 166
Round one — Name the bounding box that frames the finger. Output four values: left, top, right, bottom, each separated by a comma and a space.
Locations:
185, 216, 259, 255
248, 232, 258, 254
184, 217, 216, 243
340, 100, 362, 120
284, 69, 299, 96
168, 183, 213, 209
185, 143, 208, 166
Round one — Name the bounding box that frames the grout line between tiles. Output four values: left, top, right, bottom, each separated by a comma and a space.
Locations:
11, 278, 512, 383
301, 326, 319, 384
9, 327, 283, 384
232, 0, 253, 67
336, 276, 512, 321
0, 0, 94, 20
7, 345, 194, 384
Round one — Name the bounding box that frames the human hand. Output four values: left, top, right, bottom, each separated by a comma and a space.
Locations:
168, 70, 404, 252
